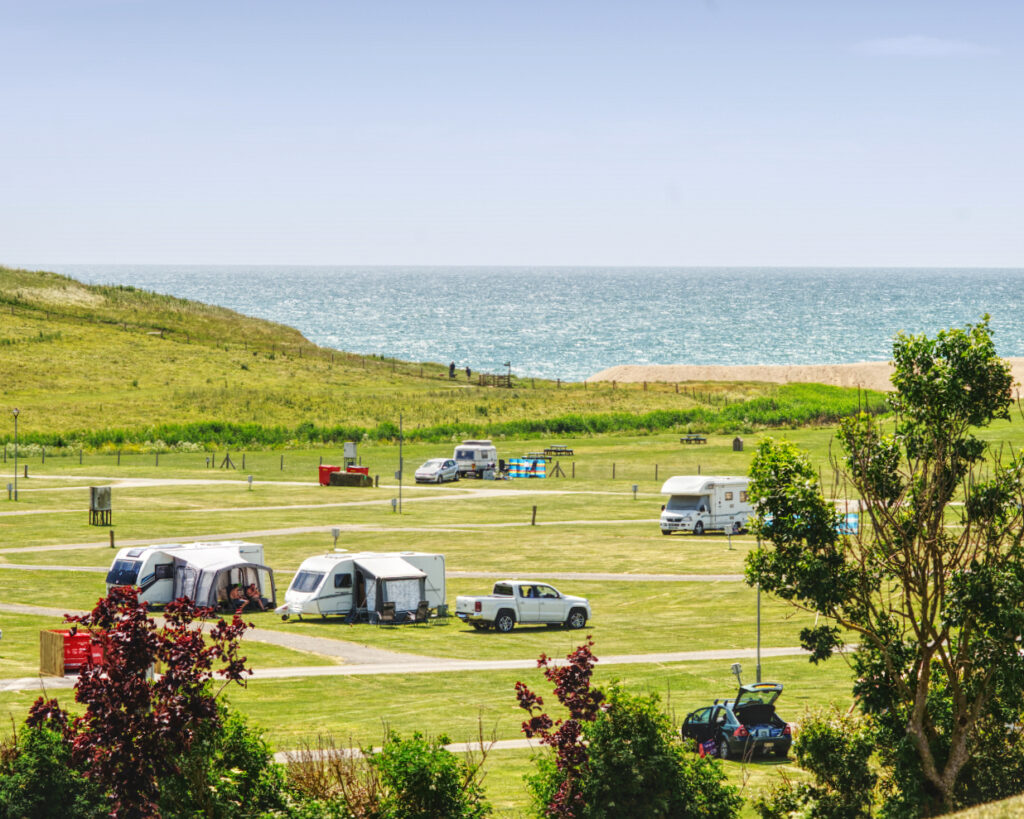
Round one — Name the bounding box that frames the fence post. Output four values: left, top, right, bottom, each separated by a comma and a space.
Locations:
655, 464, 658, 480
41, 447, 45, 464
531, 505, 537, 525
612, 462, 616, 480
79, 450, 83, 464
280, 455, 284, 471
242, 453, 246, 470
110, 530, 115, 549
572, 461, 575, 479
117, 450, 121, 466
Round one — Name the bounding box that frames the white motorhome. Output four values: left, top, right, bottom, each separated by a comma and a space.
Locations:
453, 439, 498, 478
276, 551, 445, 622
659, 476, 753, 535
105, 541, 276, 609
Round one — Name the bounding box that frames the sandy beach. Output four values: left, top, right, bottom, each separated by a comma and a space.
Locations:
588, 359, 1024, 393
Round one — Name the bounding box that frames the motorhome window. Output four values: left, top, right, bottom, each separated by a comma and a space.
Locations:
334, 573, 352, 589
666, 495, 701, 511
154, 564, 173, 580
291, 571, 326, 593
106, 559, 141, 586
725, 491, 733, 501
740, 491, 748, 502
494, 584, 513, 596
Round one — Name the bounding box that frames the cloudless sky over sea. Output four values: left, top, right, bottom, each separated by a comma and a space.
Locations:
2, 1, 1022, 267
49, 265, 1024, 381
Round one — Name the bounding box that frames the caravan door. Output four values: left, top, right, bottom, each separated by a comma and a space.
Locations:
319, 569, 355, 616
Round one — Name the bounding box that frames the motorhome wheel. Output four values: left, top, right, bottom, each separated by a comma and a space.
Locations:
281, 614, 290, 621
661, 529, 671, 536
693, 521, 705, 535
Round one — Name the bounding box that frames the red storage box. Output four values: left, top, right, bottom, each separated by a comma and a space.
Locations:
318, 465, 342, 486
345, 466, 369, 475
41, 629, 105, 675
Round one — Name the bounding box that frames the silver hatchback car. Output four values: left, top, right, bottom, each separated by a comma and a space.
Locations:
414, 458, 460, 483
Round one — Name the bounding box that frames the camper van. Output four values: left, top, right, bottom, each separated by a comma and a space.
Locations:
659, 476, 753, 535
105, 541, 276, 610
453, 439, 498, 478
276, 551, 445, 622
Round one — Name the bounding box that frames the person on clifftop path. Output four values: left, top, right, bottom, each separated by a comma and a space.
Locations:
449, 361, 456, 379
466, 366, 472, 380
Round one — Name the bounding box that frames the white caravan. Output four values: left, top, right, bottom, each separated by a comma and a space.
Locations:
453, 439, 498, 478
276, 551, 446, 622
659, 476, 753, 535
105, 541, 276, 609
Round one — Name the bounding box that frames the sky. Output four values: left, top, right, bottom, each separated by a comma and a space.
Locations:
1, 0, 1021, 267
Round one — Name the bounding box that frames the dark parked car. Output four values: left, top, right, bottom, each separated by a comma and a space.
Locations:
681, 682, 792, 760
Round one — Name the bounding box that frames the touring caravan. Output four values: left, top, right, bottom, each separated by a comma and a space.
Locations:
453, 439, 498, 478
276, 551, 445, 622
659, 476, 753, 535
105, 541, 276, 610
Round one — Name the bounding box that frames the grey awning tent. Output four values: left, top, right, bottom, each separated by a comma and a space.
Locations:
354, 556, 427, 614
171, 549, 276, 610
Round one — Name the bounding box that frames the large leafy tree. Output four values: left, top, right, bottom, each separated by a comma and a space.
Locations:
746, 318, 1024, 814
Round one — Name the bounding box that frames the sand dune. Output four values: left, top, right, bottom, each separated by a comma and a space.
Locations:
587, 359, 1024, 393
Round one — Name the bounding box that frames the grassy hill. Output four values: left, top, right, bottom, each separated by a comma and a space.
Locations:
0, 266, 887, 450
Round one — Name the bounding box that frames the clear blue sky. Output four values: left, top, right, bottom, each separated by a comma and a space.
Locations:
2, 0, 1021, 267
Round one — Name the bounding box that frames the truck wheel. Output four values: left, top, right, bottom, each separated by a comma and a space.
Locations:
732, 521, 741, 534
281, 614, 290, 621
661, 528, 672, 536
694, 521, 705, 535
495, 610, 515, 633
566, 608, 587, 629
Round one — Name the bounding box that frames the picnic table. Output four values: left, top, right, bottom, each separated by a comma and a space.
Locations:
680, 435, 707, 445
524, 452, 553, 461
544, 445, 574, 456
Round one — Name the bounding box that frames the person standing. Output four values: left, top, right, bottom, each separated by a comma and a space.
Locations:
449, 361, 456, 379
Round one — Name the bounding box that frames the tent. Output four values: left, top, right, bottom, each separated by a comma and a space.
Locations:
172, 549, 276, 610
354, 555, 427, 614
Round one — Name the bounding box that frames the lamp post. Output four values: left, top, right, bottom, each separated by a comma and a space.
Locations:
11, 409, 18, 502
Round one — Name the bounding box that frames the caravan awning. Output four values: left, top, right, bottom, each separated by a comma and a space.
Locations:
354, 556, 426, 580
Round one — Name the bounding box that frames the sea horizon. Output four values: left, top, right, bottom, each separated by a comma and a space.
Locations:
29, 264, 1024, 381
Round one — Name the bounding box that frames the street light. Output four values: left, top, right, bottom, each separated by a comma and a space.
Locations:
11, 409, 18, 502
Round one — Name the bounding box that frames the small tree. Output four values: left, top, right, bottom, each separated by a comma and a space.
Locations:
516, 638, 605, 818
746, 317, 1024, 814
27, 586, 253, 817
518, 641, 740, 819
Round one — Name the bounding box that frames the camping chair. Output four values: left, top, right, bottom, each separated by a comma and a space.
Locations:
377, 601, 396, 627
412, 600, 431, 626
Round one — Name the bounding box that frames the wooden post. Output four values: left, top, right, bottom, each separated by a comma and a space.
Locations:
117, 450, 121, 466
531, 505, 537, 525
675, 383, 678, 393
41, 447, 45, 464
655, 464, 658, 480
110, 530, 115, 549
643, 381, 647, 391
320, 455, 323, 466
242, 453, 246, 469
557, 379, 560, 388
79, 450, 83, 464
572, 461, 575, 478
612, 462, 616, 479
155, 452, 159, 467
280, 454, 284, 470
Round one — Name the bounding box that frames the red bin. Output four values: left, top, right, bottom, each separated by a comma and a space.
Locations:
345, 466, 369, 476
318, 465, 342, 486
60, 630, 104, 671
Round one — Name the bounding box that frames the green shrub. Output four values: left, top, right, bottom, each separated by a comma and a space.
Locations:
369, 730, 490, 819
0, 725, 107, 819
526, 686, 741, 819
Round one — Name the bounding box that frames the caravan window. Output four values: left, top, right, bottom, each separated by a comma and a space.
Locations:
154, 564, 173, 580
291, 571, 325, 593
334, 573, 352, 589
666, 495, 701, 511
455, 449, 474, 461
106, 559, 141, 586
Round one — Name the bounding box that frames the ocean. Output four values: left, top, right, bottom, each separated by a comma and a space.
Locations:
42, 266, 1024, 381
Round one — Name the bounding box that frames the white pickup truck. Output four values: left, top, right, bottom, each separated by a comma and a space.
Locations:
455, 580, 591, 633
